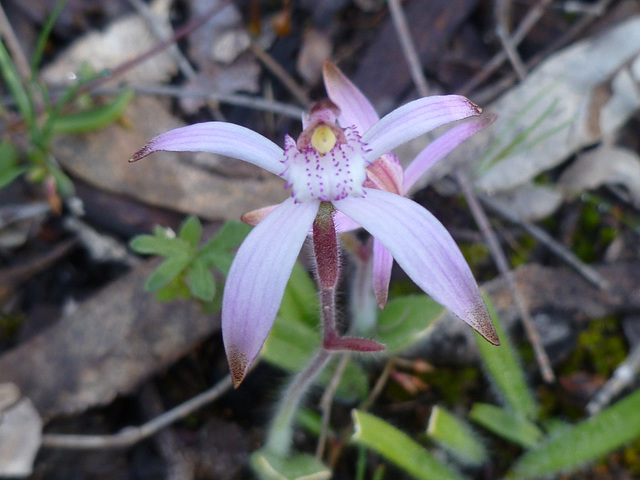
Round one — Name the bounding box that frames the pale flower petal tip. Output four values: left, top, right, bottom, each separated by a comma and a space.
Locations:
322, 60, 379, 133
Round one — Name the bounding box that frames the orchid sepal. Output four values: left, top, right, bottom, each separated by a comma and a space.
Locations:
335, 188, 499, 345
222, 198, 319, 387
362, 96, 482, 164
130, 121, 286, 177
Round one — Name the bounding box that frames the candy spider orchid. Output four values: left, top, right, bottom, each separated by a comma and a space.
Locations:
130, 61, 499, 388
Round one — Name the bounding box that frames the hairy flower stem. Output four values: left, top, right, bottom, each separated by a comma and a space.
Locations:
313, 202, 340, 340
264, 348, 332, 456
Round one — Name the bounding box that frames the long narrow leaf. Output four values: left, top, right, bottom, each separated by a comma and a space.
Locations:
427, 406, 488, 466
512, 387, 640, 478
0, 40, 34, 126
475, 293, 538, 419
469, 403, 543, 449
31, 0, 68, 72
351, 410, 464, 480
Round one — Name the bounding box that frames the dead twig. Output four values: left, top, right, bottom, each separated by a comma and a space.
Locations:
457, 171, 555, 383
464, 0, 618, 103
387, 0, 430, 96
359, 358, 397, 411
249, 41, 310, 107
0, 3, 32, 80
41, 375, 233, 450
479, 195, 610, 291
494, 0, 527, 81
107, 84, 305, 119
77, 0, 234, 96
316, 353, 350, 460
126, 0, 196, 79
459, 0, 553, 96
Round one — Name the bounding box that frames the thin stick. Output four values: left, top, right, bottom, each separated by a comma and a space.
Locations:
459, 0, 553, 96
387, 0, 430, 96
494, 0, 527, 80
77, 0, 233, 95
0, 3, 32, 80
480, 195, 610, 290
126, 0, 196, 79
41, 375, 233, 449
316, 353, 350, 460
249, 41, 310, 107
109, 83, 305, 118
468, 0, 618, 104
360, 358, 395, 411
457, 171, 555, 383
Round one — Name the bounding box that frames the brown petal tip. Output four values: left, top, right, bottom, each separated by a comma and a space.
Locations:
129, 143, 154, 163
228, 348, 251, 389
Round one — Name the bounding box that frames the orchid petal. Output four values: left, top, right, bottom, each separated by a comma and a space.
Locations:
130, 122, 285, 176
241, 205, 278, 226
323, 61, 379, 133
372, 238, 393, 309
335, 189, 499, 345
222, 198, 319, 387
362, 96, 482, 164
403, 115, 496, 192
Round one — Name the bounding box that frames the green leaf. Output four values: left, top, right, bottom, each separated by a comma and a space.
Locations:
31, 0, 68, 72
512, 387, 640, 478
376, 295, 445, 353
263, 314, 320, 372
129, 234, 189, 257
351, 410, 464, 480
199, 220, 252, 259
178, 215, 202, 248
0, 39, 34, 126
427, 405, 488, 467
145, 254, 191, 292
187, 259, 215, 301
0, 141, 27, 189
278, 263, 318, 326
50, 89, 134, 134
48, 164, 75, 196
469, 403, 543, 449
475, 293, 538, 419
198, 220, 252, 275
250, 450, 331, 480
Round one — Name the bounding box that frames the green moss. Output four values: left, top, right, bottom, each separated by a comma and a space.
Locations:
571, 201, 619, 263
423, 367, 481, 406
562, 316, 627, 378
459, 243, 490, 271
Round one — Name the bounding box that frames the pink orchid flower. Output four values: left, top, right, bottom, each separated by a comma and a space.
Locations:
131, 61, 498, 386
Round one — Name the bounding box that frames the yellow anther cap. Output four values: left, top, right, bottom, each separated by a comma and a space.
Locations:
311, 125, 337, 155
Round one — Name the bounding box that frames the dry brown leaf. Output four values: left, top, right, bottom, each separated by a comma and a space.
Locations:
472, 16, 640, 192
0, 251, 222, 420
40, 0, 176, 85
559, 145, 640, 206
